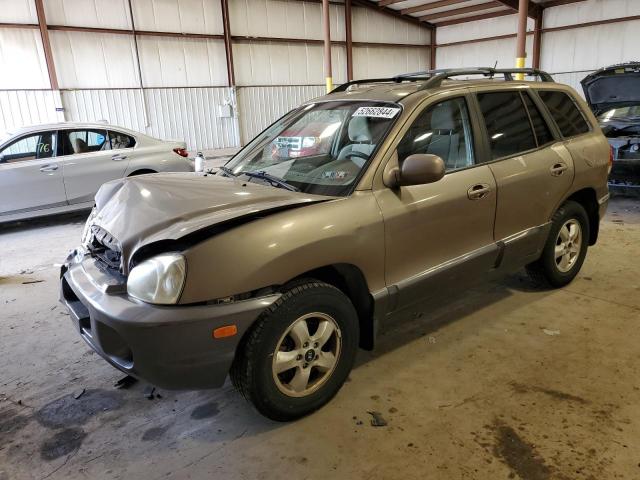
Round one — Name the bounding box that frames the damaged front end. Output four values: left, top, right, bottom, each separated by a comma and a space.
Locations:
582, 63, 640, 196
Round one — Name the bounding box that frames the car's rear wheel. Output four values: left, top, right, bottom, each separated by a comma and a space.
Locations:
230, 281, 359, 421
526, 200, 589, 288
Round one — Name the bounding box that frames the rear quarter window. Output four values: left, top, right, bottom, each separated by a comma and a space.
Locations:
538, 90, 590, 138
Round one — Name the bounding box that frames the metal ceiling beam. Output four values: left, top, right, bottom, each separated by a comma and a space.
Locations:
378, 0, 407, 7
435, 8, 513, 26
542, 0, 586, 7
494, 0, 541, 19
402, 0, 470, 16
355, 0, 435, 28
419, 1, 504, 21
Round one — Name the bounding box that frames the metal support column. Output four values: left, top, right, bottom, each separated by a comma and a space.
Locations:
515, 0, 529, 79
221, 0, 235, 86
430, 28, 436, 69
345, 0, 353, 82
127, 0, 150, 127
322, 0, 333, 92
34, 0, 58, 90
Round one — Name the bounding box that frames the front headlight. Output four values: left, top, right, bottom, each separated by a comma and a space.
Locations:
127, 253, 186, 304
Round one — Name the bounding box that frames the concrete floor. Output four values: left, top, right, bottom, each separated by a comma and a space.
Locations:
1, 198, 639, 480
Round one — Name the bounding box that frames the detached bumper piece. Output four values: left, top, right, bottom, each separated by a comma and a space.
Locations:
59, 256, 279, 390
609, 159, 640, 196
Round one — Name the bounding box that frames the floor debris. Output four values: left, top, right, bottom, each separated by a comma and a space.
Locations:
114, 375, 138, 389
367, 411, 387, 427
542, 329, 561, 336
22, 280, 44, 285
73, 388, 85, 400
143, 386, 156, 400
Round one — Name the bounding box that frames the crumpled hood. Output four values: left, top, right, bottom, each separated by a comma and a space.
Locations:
92, 172, 330, 272
581, 63, 640, 115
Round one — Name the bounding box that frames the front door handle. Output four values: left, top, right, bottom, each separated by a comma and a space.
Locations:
550, 162, 568, 176
467, 183, 491, 200
39, 164, 58, 172
111, 154, 127, 161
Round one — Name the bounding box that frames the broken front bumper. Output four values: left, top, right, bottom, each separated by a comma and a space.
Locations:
59, 253, 280, 390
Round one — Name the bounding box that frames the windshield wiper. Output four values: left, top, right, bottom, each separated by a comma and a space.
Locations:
240, 171, 299, 192
216, 165, 236, 177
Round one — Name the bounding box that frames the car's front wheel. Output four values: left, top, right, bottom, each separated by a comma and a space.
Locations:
231, 281, 359, 421
526, 200, 590, 288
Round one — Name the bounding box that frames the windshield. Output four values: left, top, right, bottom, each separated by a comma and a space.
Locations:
224, 101, 401, 196
598, 105, 640, 122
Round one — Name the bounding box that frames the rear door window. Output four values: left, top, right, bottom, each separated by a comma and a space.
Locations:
477, 91, 537, 160
538, 90, 590, 137
0, 131, 56, 163
522, 92, 554, 146
109, 131, 136, 149
60, 129, 110, 156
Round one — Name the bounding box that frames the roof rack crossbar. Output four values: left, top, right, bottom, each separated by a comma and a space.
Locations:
329, 67, 554, 94
418, 67, 554, 90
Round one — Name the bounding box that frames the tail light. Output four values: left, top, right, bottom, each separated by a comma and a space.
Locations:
173, 147, 189, 158
608, 145, 614, 174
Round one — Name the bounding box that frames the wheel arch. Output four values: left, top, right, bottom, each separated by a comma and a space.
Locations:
291, 263, 376, 351
563, 188, 599, 245
127, 168, 157, 177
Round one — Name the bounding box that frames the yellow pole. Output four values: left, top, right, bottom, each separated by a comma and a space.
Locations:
322, 0, 333, 93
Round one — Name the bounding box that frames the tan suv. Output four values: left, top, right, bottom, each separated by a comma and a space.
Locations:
60, 68, 610, 420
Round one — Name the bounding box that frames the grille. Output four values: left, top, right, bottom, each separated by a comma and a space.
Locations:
87, 225, 123, 273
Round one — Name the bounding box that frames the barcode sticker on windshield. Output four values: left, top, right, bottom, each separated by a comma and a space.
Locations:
352, 106, 400, 119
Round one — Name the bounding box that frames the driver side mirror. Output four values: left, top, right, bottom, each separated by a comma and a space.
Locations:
383, 153, 445, 188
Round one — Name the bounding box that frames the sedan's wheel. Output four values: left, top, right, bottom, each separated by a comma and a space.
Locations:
231, 281, 359, 421
272, 312, 341, 397
526, 200, 589, 288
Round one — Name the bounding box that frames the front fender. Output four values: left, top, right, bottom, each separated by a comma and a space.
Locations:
179, 191, 385, 304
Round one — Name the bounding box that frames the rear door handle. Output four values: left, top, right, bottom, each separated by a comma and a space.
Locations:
467, 183, 491, 200
550, 162, 568, 176
111, 154, 127, 161
39, 164, 58, 172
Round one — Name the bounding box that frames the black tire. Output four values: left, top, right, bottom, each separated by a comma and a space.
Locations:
526, 200, 590, 288
230, 281, 359, 421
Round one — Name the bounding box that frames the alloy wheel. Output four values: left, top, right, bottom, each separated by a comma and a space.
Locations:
554, 218, 582, 273
271, 312, 342, 397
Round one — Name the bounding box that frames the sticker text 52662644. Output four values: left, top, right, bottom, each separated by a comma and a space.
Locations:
352, 106, 401, 119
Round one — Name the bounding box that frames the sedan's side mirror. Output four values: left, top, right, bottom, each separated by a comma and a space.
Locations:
384, 153, 445, 188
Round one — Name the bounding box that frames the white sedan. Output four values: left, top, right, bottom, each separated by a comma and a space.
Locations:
0, 122, 194, 222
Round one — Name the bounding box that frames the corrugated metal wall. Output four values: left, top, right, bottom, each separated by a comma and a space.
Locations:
436, 0, 640, 97
540, 0, 640, 93
436, 15, 535, 70
237, 85, 325, 144
0, 90, 64, 134
62, 87, 239, 150
0, 0, 431, 150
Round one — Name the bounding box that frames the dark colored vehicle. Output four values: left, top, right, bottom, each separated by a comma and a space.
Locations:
582, 62, 640, 194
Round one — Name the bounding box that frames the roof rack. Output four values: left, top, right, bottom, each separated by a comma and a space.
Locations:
330, 67, 554, 93
420, 68, 554, 89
